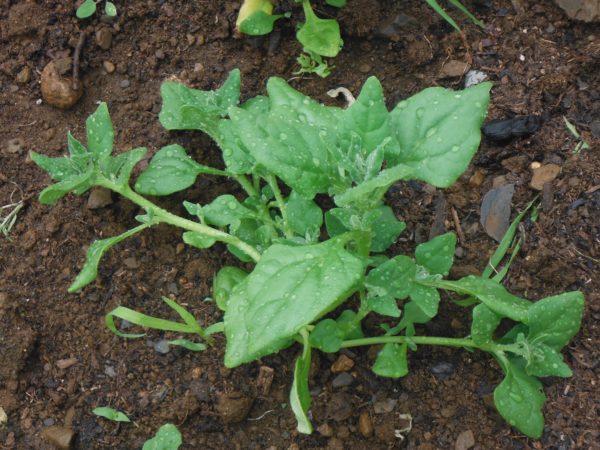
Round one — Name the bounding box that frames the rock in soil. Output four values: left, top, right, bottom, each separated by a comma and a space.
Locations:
215, 392, 253, 424
42, 426, 75, 450
332, 372, 354, 388
95, 28, 113, 50
317, 422, 334, 437
530, 163, 561, 190
40, 61, 83, 109
555, 0, 600, 21
455, 429, 475, 450
480, 184, 514, 242
86, 187, 113, 209
331, 354, 354, 373
439, 60, 470, 78
358, 412, 374, 437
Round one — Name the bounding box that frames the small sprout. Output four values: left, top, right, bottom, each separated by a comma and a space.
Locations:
92, 407, 130, 422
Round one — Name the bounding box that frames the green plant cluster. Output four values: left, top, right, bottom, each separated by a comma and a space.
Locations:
236, 0, 483, 77
32, 70, 583, 439
76, 0, 117, 19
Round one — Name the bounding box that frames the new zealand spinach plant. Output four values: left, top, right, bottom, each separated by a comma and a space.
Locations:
32, 70, 584, 439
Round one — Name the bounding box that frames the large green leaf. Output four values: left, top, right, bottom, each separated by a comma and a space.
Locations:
224, 236, 365, 367
389, 82, 491, 187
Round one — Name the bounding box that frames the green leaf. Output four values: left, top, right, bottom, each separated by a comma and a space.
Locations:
67, 131, 90, 168
365, 256, 415, 300
104, 1, 117, 17
448, 0, 484, 27
367, 295, 401, 318
142, 424, 182, 450
224, 236, 365, 367
286, 191, 323, 236
86, 103, 114, 162
69, 223, 150, 292
290, 341, 313, 434
389, 82, 491, 188
135, 144, 226, 196
30, 152, 80, 182
527, 291, 584, 351
182, 231, 216, 250
525, 342, 572, 378
217, 120, 256, 174
92, 407, 130, 423
326, 0, 346, 6
203, 195, 255, 227
297, 0, 342, 57
336, 309, 363, 340
398, 301, 433, 333
408, 283, 440, 319
213, 266, 248, 311
159, 69, 241, 138
168, 339, 207, 352
239, 11, 285, 35
37, 172, 95, 205
373, 343, 408, 378
415, 232, 456, 276
365, 206, 406, 252
494, 357, 545, 438
424, 0, 461, 31
101, 147, 147, 186
471, 304, 502, 345
309, 319, 344, 352
76, 0, 97, 19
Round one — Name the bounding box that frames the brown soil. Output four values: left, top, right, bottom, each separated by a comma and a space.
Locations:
1, 1, 599, 449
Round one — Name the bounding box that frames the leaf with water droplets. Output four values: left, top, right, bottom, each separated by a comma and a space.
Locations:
86, 103, 114, 162
182, 231, 217, 250
389, 82, 491, 188
309, 319, 344, 352
296, 0, 341, 57
100, 147, 147, 187
224, 235, 365, 367
471, 303, 502, 345
525, 342, 572, 378
213, 266, 248, 312
142, 424, 182, 450
286, 190, 323, 236
373, 343, 408, 378
494, 357, 545, 438
415, 232, 456, 276
367, 294, 401, 317
365, 255, 415, 300
365, 206, 406, 252
202, 194, 256, 227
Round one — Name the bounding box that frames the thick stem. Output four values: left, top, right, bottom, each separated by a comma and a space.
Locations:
100, 180, 261, 262
341, 335, 497, 353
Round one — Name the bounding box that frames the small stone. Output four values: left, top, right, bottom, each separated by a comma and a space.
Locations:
256, 366, 274, 396
441, 406, 455, 418
359, 64, 371, 73
153, 339, 170, 354
5, 138, 24, 154
155, 49, 165, 60
358, 412, 374, 437
331, 354, 354, 373
123, 257, 140, 269
464, 70, 487, 88
56, 358, 78, 370
103, 61, 115, 73
332, 372, 354, 388
104, 366, 116, 377
439, 60, 471, 78
42, 426, 75, 450
327, 437, 344, 450
197, 35, 206, 45
455, 429, 475, 450
95, 28, 113, 50
0, 407, 7, 426
468, 169, 486, 187
40, 61, 83, 109
43, 418, 55, 427
120, 79, 130, 89
373, 398, 397, 414
186, 34, 196, 45
317, 422, 334, 437
430, 361, 455, 379
15, 67, 31, 84
215, 392, 253, 424
530, 164, 561, 190
87, 187, 112, 209
590, 120, 600, 138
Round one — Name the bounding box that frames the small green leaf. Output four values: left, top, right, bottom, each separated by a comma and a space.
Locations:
365, 256, 416, 300
525, 342, 572, 378
30, 152, 80, 182
142, 424, 182, 450
309, 319, 344, 352
494, 357, 545, 438
168, 339, 207, 352
104, 1, 117, 17
86, 103, 114, 162
373, 343, 408, 378
182, 231, 217, 250
424, 0, 461, 31
415, 232, 456, 276
76, 0, 97, 19
101, 147, 147, 186
365, 206, 406, 252
224, 236, 365, 367
36, 170, 94, 205
367, 295, 401, 318
335, 309, 363, 340
326, 0, 346, 6
203, 194, 255, 227
286, 191, 323, 236
408, 283, 440, 319
471, 304, 502, 345
135, 144, 226, 196
389, 82, 491, 188
93, 406, 130, 422
69, 223, 150, 292
527, 291, 584, 351
297, 1, 342, 57
398, 301, 433, 334
290, 341, 313, 434
213, 266, 248, 311
239, 11, 285, 35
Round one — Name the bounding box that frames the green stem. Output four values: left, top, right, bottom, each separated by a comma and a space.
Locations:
100, 179, 261, 262
234, 174, 257, 197
341, 335, 499, 353
266, 174, 293, 239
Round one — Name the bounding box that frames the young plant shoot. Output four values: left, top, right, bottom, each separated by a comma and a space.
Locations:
32, 70, 584, 439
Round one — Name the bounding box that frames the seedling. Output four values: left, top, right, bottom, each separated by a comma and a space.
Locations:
93, 406, 130, 422
142, 424, 182, 450
563, 116, 590, 154
33, 71, 584, 439
0, 199, 23, 241
76, 0, 117, 19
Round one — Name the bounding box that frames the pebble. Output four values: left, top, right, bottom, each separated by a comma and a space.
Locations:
215, 392, 253, 424
186, 34, 195, 45
15, 67, 31, 84
55, 358, 78, 370
86, 187, 112, 209
430, 361, 455, 379
43, 418, 55, 427
464, 70, 487, 88
41, 426, 74, 450
530, 163, 561, 190
373, 398, 397, 414
104, 365, 116, 377
0, 407, 7, 426
40, 61, 83, 109
120, 79, 130, 89
358, 412, 374, 437
480, 184, 514, 242
439, 60, 470, 78
155, 49, 165, 60
359, 63, 371, 73
590, 120, 600, 138
455, 429, 475, 450
5, 138, 24, 154
95, 28, 113, 50
331, 354, 354, 373
332, 372, 353, 388
317, 422, 334, 437
153, 339, 170, 354
123, 257, 140, 269
103, 61, 115, 73
327, 437, 344, 450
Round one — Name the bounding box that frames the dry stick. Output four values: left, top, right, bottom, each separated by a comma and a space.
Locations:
451, 207, 465, 244
72, 31, 86, 91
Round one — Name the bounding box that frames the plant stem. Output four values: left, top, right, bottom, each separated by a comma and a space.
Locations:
100, 179, 261, 262
266, 174, 294, 239
341, 335, 497, 353
234, 174, 257, 197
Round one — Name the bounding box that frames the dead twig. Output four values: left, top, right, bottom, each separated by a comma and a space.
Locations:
72, 31, 86, 91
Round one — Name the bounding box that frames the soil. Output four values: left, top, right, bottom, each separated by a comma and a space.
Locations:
1, 1, 599, 449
